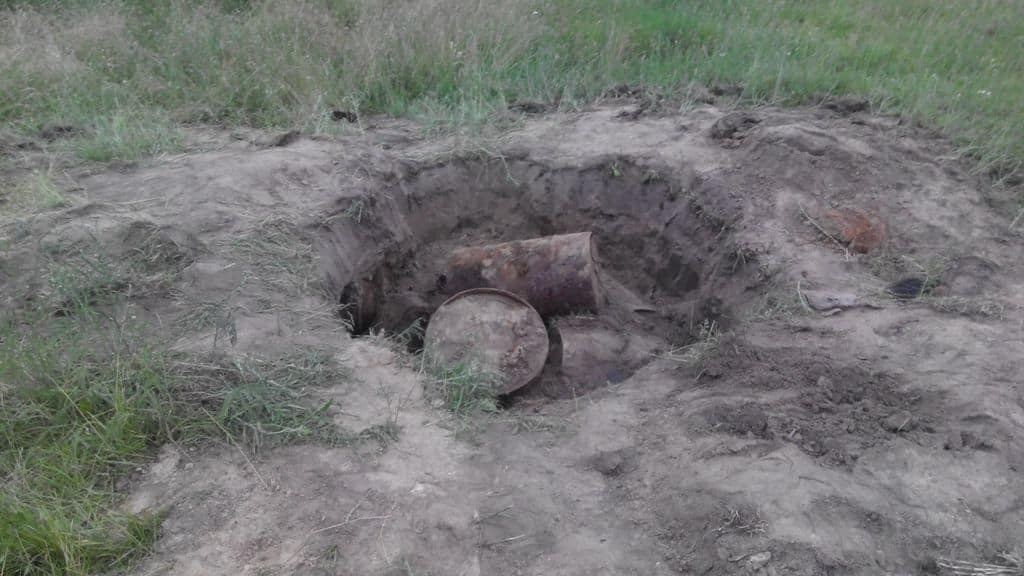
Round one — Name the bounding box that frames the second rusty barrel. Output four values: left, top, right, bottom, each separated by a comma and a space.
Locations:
442, 232, 604, 316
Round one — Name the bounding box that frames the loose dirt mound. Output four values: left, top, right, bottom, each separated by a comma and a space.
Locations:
4, 105, 1023, 575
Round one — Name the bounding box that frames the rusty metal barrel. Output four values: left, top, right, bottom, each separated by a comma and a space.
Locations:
424, 288, 549, 394
443, 232, 604, 316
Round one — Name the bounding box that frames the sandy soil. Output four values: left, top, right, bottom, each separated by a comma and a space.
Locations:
3, 103, 1023, 576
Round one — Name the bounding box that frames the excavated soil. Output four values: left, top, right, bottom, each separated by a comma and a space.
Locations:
2, 104, 1023, 576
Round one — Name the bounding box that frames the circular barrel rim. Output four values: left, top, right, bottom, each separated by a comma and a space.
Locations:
425, 287, 549, 394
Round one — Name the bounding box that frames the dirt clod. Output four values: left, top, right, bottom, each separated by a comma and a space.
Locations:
824, 207, 887, 253
331, 109, 358, 123
709, 111, 760, 141
39, 123, 80, 140
823, 95, 870, 115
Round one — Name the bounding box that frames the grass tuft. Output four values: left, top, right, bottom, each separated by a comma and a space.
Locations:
423, 355, 501, 433
658, 318, 722, 366
170, 349, 347, 452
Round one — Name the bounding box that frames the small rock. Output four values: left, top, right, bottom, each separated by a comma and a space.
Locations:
184, 462, 195, 471
587, 449, 635, 477
709, 111, 760, 140
747, 551, 772, 570
960, 430, 995, 451
882, 411, 916, 433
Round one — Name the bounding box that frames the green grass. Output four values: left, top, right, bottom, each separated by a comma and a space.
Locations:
0, 293, 348, 575
424, 355, 501, 433
1, 0, 1023, 185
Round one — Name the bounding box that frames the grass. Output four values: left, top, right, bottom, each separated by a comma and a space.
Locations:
423, 355, 501, 434
0, 275, 349, 575
0, 0, 1023, 188
2, 166, 69, 213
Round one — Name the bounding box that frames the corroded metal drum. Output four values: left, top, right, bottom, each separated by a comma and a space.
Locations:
424, 288, 549, 394
443, 232, 604, 316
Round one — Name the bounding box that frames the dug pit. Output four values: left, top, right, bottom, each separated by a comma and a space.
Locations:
23, 105, 1020, 576
318, 158, 756, 398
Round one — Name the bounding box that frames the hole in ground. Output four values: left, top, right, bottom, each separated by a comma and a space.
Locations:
320, 157, 754, 397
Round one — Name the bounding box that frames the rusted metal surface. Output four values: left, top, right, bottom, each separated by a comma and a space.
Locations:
424, 288, 549, 394
443, 232, 604, 316
550, 316, 631, 387
545, 316, 661, 394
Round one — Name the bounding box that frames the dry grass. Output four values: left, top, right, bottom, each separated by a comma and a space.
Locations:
2, 164, 70, 214
231, 217, 319, 294
657, 318, 721, 365
713, 506, 768, 537
938, 552, 1023, 576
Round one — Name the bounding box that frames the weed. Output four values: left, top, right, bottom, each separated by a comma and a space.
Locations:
641, 168, 664, 184
357, 421, 401, 453
659, 319, 721, 364
341, 199, 366, 224
607, 161, 623, 178
4, 166, 70, 215
26, 169, 67, 210
714, 506, 768, 536
46, 246, 130, 314
392, 318, 425, 351
423, 355, 500, 433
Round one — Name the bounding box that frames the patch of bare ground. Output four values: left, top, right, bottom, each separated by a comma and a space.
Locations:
3, 104, 1022, 575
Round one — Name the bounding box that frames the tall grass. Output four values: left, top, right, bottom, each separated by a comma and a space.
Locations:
1, 0, 1023, 182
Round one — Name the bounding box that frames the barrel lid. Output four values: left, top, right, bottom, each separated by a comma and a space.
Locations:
424, 288, 549, 394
